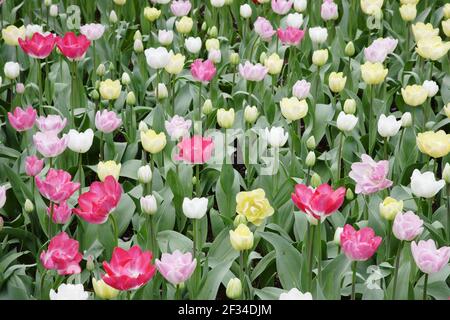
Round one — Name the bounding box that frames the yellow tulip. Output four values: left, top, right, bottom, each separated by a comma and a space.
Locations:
412, 22, 439, 42
92, 278, 119, 300
312, 49, 328, 67
229, 224, 254, 251
144, 7, 161, 22
217, 108, 235, 129
264, 53, 283, 75
236, 189, 274, 226
379, 197, 403, 220
164, 53, 185, 75
2, 25, 26, 46
401, 85, 428, 107
442, 20, 450, 38
280, 97, 308, 121
360, 62, 388, 85
205, 38, 220, 51
400, 0, 418, 4
445, 4, 450, 19
97, 161, 121, 181
328, 72, 347, 93
360, 0, 384, 15
176, 17, 193, 34
417, 130, 450, 158
99, 79, 122, 101
399, 4, 416, 22
416, 36, 450, 61
141, 129, 167, 154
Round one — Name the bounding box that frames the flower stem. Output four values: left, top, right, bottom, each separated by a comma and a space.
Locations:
317, 223, 322, 285
351, 261, 357, 300
239, 251, 246, 300
337, 133, 344, 183
391, 241, 403, 300
306, 224, 315, 291
110, 213, 119, 247
78, 153, 83, 198
422, 273, 428, 300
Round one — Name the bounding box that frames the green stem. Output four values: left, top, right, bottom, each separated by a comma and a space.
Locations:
239, 251, 246, 300
196, 83, 202, 135
317, 222, 322, 285
110, 213, 119, 247
391, 241, 403, 300
306, 224, 315, 291
100, 132, 104, 161
196, 164, 200, 196
149, 215, 158, 258
70, 61, 76, 128
337, 133, 344, 183
351, 261, 357, 300
422, 273, 428, 300
78, 153, 83, 198
37, 60, 43, 114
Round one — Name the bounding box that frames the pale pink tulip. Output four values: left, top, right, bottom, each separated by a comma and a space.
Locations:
349, 154, 393, 195
411, 240, 450, 274
33, 131, 68, 158
155, 250, 197, 285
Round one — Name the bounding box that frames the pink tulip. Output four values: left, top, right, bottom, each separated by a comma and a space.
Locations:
190, 59, 216, 83
175, 135, 214, 164
239, 61, 268, 82
7, 106, 37, 132
40, 232, 82, 275
392, 211, 424, 242
155, 250, 197, 286
165, 115, 192, 140
80, 23, 105, 41
170, 0, 192, 16
364, 37, 398, 63
349, 154, 393, 195
271, 0, 293, 15
33, 131, 68, 158
341, 225, 382, 261
35, 115, 67, 134
25, 155, 44, 177
292, 80, 311, 99
36, 169, 80, 203
321, 0, 338, 21
411, 240, 450, 274
95, 110, 122, 133
277, 27, 305, 46
254, 17, 276, 41
48, 201, 72, 224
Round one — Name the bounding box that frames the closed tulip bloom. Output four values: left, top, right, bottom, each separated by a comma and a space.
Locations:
411, 240, 450, 274
422, 80, 439, 98
309, 26, 328, 44
208, 49, 221, 63
19, 33, 56, 59
205, 38, 220, 52
328, 72, 347, 93
254, 17, 276, 41
401, 85, 428, 106
185, 37, 202, 54
99, 79, 122, 100
92, 278, 119, 300
8, 106, 37, 132
155, 250, 197, 285
80, 23, 105, 41
35, 115, 67, 134
399, 4, 416, 22
165, 53, 185, 75
416, 36, 450, 61
145, 47, 170, 69
50, 283, 88, 300
240, 4, 252, 18
140, 195, 157, 215
114, 0, 127, 5
230, 224, 254, 251
280, 97, 308, 121
191, 59, 216, 82
377, 114, 402, 138
264, 53, 284, 75
182, 197, 208, 219
217, 108, 235, 129
134, 39, 144, 52
48, 201, 72, 224
33, 132, 68, 158
349, 154, 393, 195
244, 106, 259, 123
226, 278, 242, 299
49, 4, 58, 16
175, 136, 214, 164
364, 37, 398, 63
265, 126, 289, 148
158, 29, 174, 46
345, 41, 355, 56
165, 115, 192, 140
412, 22, 439, 42
277, 27, 305, 46
95, 110, 122, 133
40, 232, 82, 275
417, 131, 450, 158
292, 80, 310, 99
171, 0, 192, 17
102, 246, 156, 291
442, 20, 450, 38
360, 62, 388, 85
211, 0, 225, 7
137, 165, 152, 184
97, 161, 121, 182
341, 225, 382, 261
336, 111, 358, 132
271, 0, 293, 15
445, 3, 450, 19
4, 62, 20, 79
144, 7, 161, 22
393, 211, 424, 241
175, 16, 193, 34
2, 25, 26, 46
141, 129, 167, 154
286, 12, 304, 28
292, 183, 346, 223
236, 189, 274, 226
56, 32, 90, 61
321, 0, 338, 21
410, 169, 445, 199
279, 288, 313, 300
36, 169, 80, 203
67, 129, 94, 153
0, 186, 6, 210
25, 155, 44, 177
239, 61, 268, 81
379, 197, 403, 220
360, 0, 383, 15
312, 49, 328, 66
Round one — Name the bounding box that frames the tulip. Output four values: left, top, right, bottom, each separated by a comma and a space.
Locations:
264, 126, 289, 148
328, 72, 347, 93
171, 0, 192, 17
422, 80, 439, 98
92, 278, 119, 300
97, 161, 121, 182
240, 4, 252, 18
379, 197, 403, 220
416, 131, 450, 158
67, 129, 94, 153
349, 154, 393, 195
343, 99, 356, 114
345, 42, 355, 57
294, 0, 307, 12
377, 114, 402, 138
271, 0, 293, 15
36, 169, 80, 203
401, 112, 412, 127
336, 111, 358, 132
4, 62, 20, 80
236, 189, 274, 226
341, 225, 382, 261
49, 4, 58, 17
334, 227, 343, 245
145, 47, 170, 69
292, 80, 310, 99
309, 27, 328, 44
226, 278, 242, 299
7, 106, 37, 132
286, 12, 303, 28
321, 0, 338, 21
364, 37, 398, 63
410, 169, 445, 199
165, 53, 185, 75
2, 25, 26, 46
190, 59, 216, 83
50, 284, 88, 300
155, 250, 197, 286
401, 85, 428, 107
264, 53, 283, 75
56, 32, 90, 61
113, 0, 126, 5
175, 16, 193, 34
443, 163, 450, 184
102, 246, 156, 291
244, 106, 259, 123
208, 49, 221, 63
182, 197, 208, 219
305, 151, 316, 167
445, 3, 450, 19
0, 186, 6, 210
360, 62, 388, 85
416, 36, 450, 61
411, 240, 450, 274
211, 0, 225, 7
254, 17, 276, 41
140, 129, 167, 154
412, 22, 439, 42
360, 0, 383, 15
230, 224, 254, 251
185, 37, 202, 54
18, 33, 56, 59
99, 79, 122, 100
239, 61, 268, 82
137, 165, 152, 184
393, 211, 424, 241
80, 23, 105, 41
312, 49, 328, 66
280, 97, 308, 121
95, 110, 122, 133
306, 136, 316, 150
400, 4, 416, 22
40, 232, 82, 275
205, 38, 220, 52
165, 115, 192, 140
156, 83, 168, 100
35, 115, 67, 134
158, 29, 174, 46
25, 155, 44, 177
48, 201, 72, 224
144, 7, 161, 22
229, 52, 240, 65
279, 288, 313, 300
442, 20, 450, 38
217, 108, 235, 129
277, 27, 305, 46
134, 39, 144, 52
33, 131, 68, 158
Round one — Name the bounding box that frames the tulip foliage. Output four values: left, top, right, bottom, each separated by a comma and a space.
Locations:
1, 0, 450, 301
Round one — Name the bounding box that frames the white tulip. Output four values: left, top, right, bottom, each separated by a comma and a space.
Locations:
240, 4, 252, 18
182, 197, 208, 219
67, 129, 94, 153
333, 227, 343, 245
50, 284, 89, 300
264, 127, 289, 148
185, 37, 202, 54
377, 114, 402, 138
0, 186, 6, 210
49, 4, 59, 17
309, 27, 328, 44
144, 47, 170, 69
140, 195, 158, 215
336, 111, 358, 132
25, 24, 43, 38
134, 39, 144, 53
158, 29, 174, 46
208, 49, 222, 63
422, 80, 439, 98
211, 0, 225, 8
137, 165, 152, 184
279, 288, 313, 300
410, 169, 445, 199
294, 0, 307, 12
401, 112, 412, 127
286, 13, 304, 28
4, 62, 20, 80
156, 0, 171, 3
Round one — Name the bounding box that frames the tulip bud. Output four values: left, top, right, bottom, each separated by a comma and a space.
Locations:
138, 165, 152, 184
244, 106, 259, 124
202, 99, 213, 115
306, 136, 316, 150
86, 255, 95, 271
345, 42, 355, 57
140, 195, 158, 215
346, 188, 354, 201
139, 121, 149, 132
401, 112, 412, 128
4, 62, 20, 80
399, 4, 416, 22
96, 64, 106, 77
0, 216, 3, 232
109, 10, 118, 23
126, 91, 136, 105
16, 83, 25, 94
305, 151, 316, 167
134, 39, 144, 53
208, 26, 218, 38
121, 72, 131, 85
379, 197, 403, 221
49, 4, 58, 17
134, 30, 142, 41
201, 22, 207, 32
333, 227, 343, 245
229, 52, 240, 65
92, 278, 119, 300
310, 172, 321, 188
233, 214, 247, 228
45, 0, 52, 6
226, 278, 242, 300
217, 108, 235, 129
229, 224, 254, 251
156, 83, 168, 100
144, 7, 161, 22
24, 199, 34, 213
343, 99, 356, 114
90, 90, 100, 100
192, 176, 197, 185
312, 49, 328, 67
443, 163, 450, 184
259, 52, 267, 65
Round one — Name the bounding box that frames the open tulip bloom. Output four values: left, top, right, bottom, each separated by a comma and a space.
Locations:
2, 0, 450, 303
